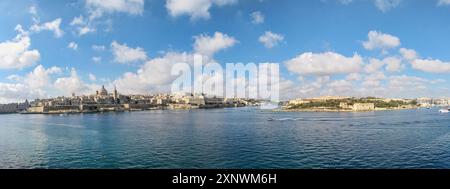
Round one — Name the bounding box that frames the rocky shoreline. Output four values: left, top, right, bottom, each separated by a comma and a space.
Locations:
276, 106, 418, 112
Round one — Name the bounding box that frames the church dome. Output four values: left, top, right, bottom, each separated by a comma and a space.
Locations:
100, 85, 108, 96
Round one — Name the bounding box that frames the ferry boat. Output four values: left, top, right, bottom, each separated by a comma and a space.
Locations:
439, 108, 450, 113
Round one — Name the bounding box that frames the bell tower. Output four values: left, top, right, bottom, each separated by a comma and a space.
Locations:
113, 85, 118, 100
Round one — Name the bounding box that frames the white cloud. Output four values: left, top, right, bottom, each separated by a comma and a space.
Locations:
30, 18, 64, 38
258, 31, 284, 48
280, 72, 446, 99
86, 0, 145, 19
113, 52, 217, 94
285, 52, 363, 76
0, 65, 62, 103
212, 0, 237, 6
374, 0, 402, 12
411, 58, 450, 73
166, 0, 237, 20
70, 15, 96, 36
399, 48, 418, 61
388, 75, 429, 91
68, 42, 78, 51
92, 44, 106, 51
79, 26, 97, 36
250, 11, 264, 24
365, 57, 403, 73
346, 73, 362, 81
0, 83, 45, 103
89, 73, 97, 81
438, 0, 450, 5
114, 52, 197, 94
365, 58, 385, 73
0, 26, 40, 69
25, 65, 62, 89
111, 41, 148, 64
193, 32, 237, 57
54, 68, 98, 96
363, 71, 386, 88
7, 75, 22, 82
384, 57, 402, 72
70, 15, 85, 26
29, 5, 38, 15
399, 48, 450, 73
363, 30, 400, 51
72, 0, 144, 36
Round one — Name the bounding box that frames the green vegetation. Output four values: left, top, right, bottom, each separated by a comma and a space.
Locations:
286, 100, 341, 110
286, 98, 417, 110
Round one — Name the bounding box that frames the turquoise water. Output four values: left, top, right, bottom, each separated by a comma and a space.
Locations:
1, 107, 450, 168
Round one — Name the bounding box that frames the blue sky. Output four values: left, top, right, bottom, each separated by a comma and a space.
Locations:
1, 0, 450, 102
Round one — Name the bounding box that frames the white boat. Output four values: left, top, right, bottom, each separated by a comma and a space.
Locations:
439, 109, 449, 113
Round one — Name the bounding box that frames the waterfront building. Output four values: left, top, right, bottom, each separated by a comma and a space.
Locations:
417, 97, 433, 107
310, 96, 349, 102
352, 103, 375, 111
22, 85, 253, 113
0, 101, 29, 113
288, 98, 311, 105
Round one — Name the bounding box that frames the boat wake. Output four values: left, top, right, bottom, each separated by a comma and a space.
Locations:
267, 117, 303, 121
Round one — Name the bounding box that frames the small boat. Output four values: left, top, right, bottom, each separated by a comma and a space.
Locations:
439, 109, 449, 113
267, 118, 275, 121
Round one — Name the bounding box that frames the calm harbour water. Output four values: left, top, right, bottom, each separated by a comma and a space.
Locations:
1, 107, 450, 169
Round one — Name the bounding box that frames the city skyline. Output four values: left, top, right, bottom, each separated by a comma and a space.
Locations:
2, 0, 450, 103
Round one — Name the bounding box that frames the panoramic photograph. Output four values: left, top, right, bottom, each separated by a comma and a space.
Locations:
1, 0, 450, 186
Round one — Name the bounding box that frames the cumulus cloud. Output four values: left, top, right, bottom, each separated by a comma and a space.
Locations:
258, 31, 284, 48
0, 26, 40, 69
193, 32, 237, 57
411, 58, 450, 73
250, 11, 264, 24
54, 68, 99, 96
399, 48, 418, 61
68, 42, 78, 50
383, 57, 403, 72
71, 0, 144, 36
365, 57, 403, 73
24, 65, 62, 89
280, 72, 445, 99
365, 58, 385, 73
114, 52, 204, 94
111, 41, 148, 64
166, 0, 237, 20
0, 65, 62, 103
346, 73, 362, 81
363, 30, 400, 51
285, 52, 362, 76
398, 47, 450, 73
30, 18, 64, 38
0, 83, 46, 103
70, 15, 96, 36
86, 0, 145, 19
